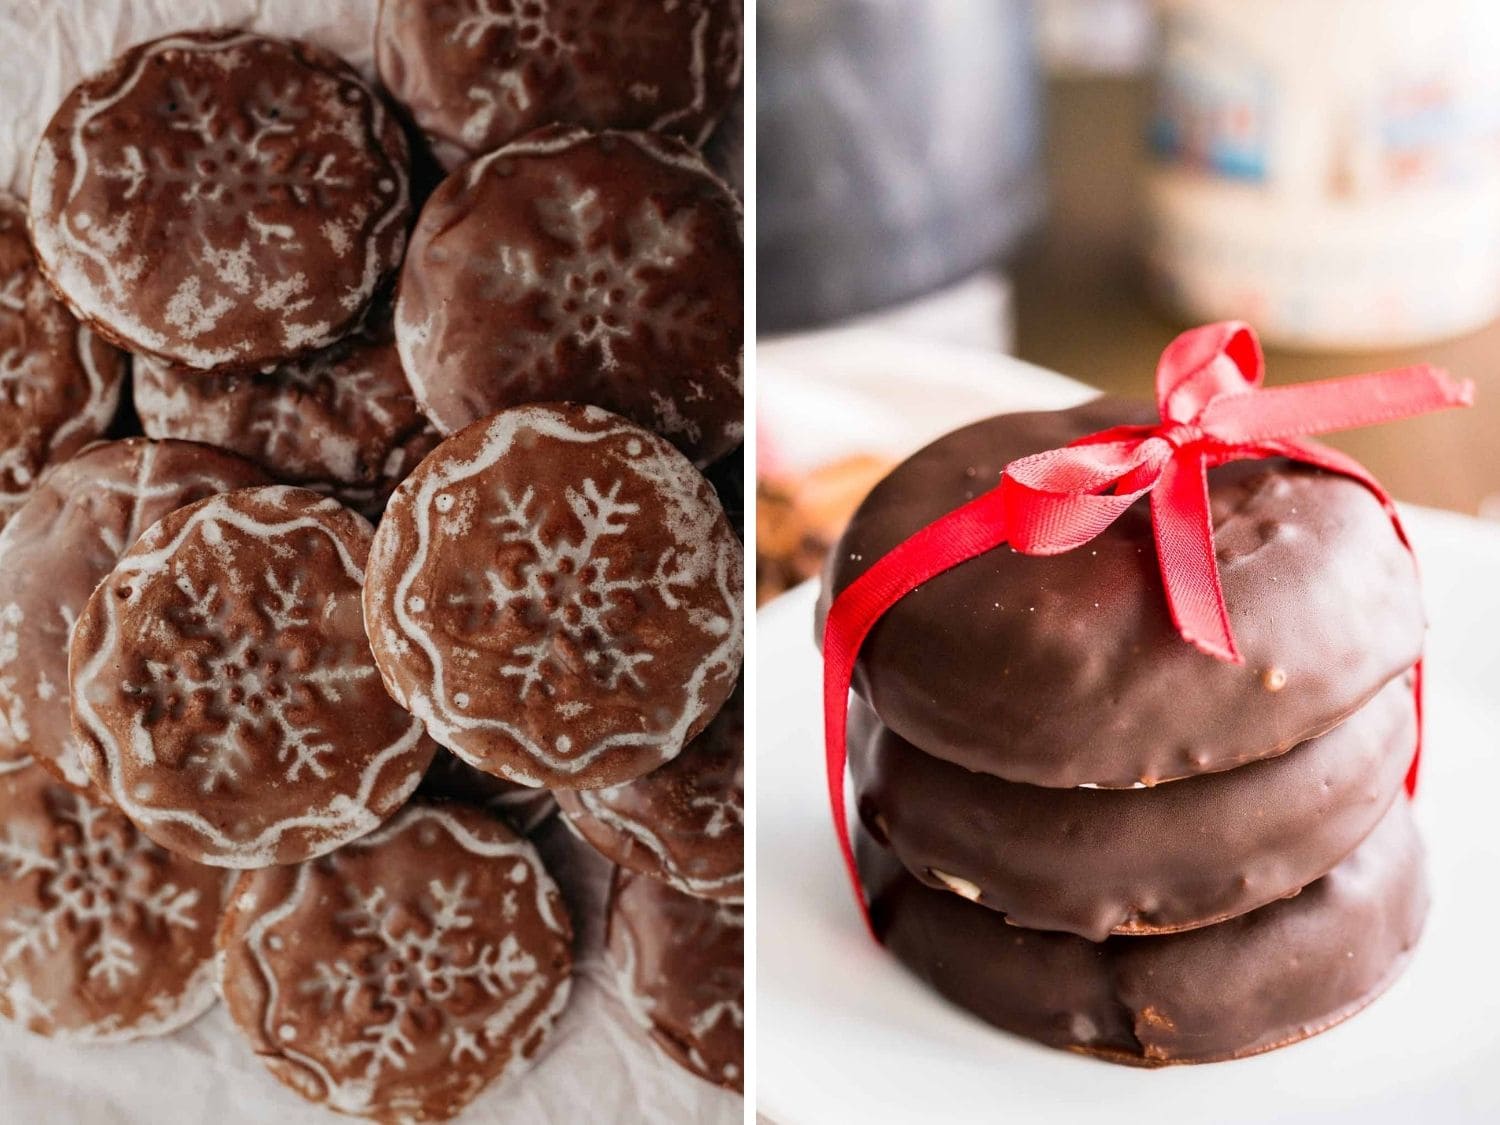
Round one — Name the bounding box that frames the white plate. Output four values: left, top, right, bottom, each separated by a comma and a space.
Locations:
754, 345, 1500, 1124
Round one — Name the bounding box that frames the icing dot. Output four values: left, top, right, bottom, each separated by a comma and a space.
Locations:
555, 735, 571, 753
267, 935, 284, 951
626, 439, 643, 456
408, 596, 426, 613
279, 1024, 297, 1041
454, 691, 470, 708
1262, 667, 1288, 692
435, 493, 455, 513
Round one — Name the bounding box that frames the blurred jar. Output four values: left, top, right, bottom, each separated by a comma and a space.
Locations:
1144, 0, 1500, 350
757, 0, 1044, 333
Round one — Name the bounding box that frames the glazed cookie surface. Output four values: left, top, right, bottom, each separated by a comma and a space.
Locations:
364, 404, 742, 789
607, 867, 743, 1091
852, 673, 1415, 940
558, 680, 743, 901
376, 0, 743, 163
0, 764, 225, 1042
0, 193, 124, 529
819, 398, 1426, 788
133, 312, 439, 516
217, 800, 573, 1122
70, 485, 434, 866
0, 438, 267, 786
394, 127, 743, 466
29, 30, 410, 372
860, 797, 1427, 1066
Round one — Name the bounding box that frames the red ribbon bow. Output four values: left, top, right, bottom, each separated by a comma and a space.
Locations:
822, 322, 1472, 936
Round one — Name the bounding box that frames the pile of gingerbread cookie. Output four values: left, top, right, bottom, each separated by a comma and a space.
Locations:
822, 398, 1429, 1065
0, 6, 742, 1120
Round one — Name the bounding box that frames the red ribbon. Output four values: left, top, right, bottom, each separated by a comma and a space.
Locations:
822, 322, 1472, 936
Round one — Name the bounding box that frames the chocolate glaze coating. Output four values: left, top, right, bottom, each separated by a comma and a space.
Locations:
217, 801, 573, 1122
557, 681, 743, 901
0, 193, 124, 529
0, 438, 267, 787
29, 30, 410, 373
819, 398, 1426, 787
376, 0, 744, 165
861, 797, 1427, 1066
70, 486, 435, 866
853, 672, 1415, 940
0, 763, 225, 1042
133, 312, 439, 518
606, 867, 743, 1091
363, 404, 743, 790
394, 127, 743, 466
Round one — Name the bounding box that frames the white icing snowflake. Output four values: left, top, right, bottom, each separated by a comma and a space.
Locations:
0, 603, 28, 749
0, 791, 201, 1006
691, 780, 742, 839
130, 569, 374, 792
300, 874, 540, 1073
470, 176, 716, 382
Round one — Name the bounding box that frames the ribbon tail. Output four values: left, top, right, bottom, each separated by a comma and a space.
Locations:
822, 486, 1014, 939
1150, 449, 1242, 664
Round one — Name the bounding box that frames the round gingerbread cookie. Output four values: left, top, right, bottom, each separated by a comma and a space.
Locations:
394, 127, 743, 466
364, 404, 742, 789
376, 0, 743, 165
0, 193, 124, 530
0, 763, 225, 1042
69, 485, 435, 866
819, 398, 1427, 788
134, 312, 440, 516
852, 672, 1415, 940
860, 797, 1427, 1066
558, 680, 742, 901
607, 867, 743, 1091
0, 438, 267, 786
218, 800, 573, 1121
418, 750, 558, 835
29, 30, 410, 373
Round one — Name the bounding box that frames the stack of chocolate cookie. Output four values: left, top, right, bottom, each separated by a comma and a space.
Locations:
822, 398, 1429, 1065
0, 9, 743, 1122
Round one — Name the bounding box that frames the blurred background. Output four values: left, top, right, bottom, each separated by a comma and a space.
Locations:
756, 0, 1500, 603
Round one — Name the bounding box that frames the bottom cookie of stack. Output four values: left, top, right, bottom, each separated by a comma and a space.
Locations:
857, 797, 1427, 1066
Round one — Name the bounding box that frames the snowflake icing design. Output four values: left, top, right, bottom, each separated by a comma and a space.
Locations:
0, 604, 28, 748
0, 791, 201, 1017
690, 784, 742, 840
129, 568, 374, 792
469, 176, 716, 385
299, 873, 540, 1072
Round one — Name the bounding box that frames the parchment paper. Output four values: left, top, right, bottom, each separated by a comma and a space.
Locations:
0, 2, 742, 1121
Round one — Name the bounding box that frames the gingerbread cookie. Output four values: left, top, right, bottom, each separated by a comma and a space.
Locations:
558, 681, 742, 901
134, 313, 439, 516
853, 673, 1415, 940
819, 398, 1426, 788
0, 764, 225, 1042
418, 751, 558, 835
0, 193, 124, 530
607, 867, 743, 1091
29, 30, 410, 373
376, 0, 743, 164
394, 127, 743, 466
70, 485, 434, 866
217, 800, 572, 1121
0, 438, 266, 786
860, 797, 1427, 1066
364, 404, 742, 789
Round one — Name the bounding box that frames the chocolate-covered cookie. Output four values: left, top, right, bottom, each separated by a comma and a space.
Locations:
0, 764, 225, 1042
558, 681, 742, 901
418, 750, 558, 835
218, 801, 572, 1121
819, 398, 1426, 787
394, 127, 743, 466
0, 194, 124, 529
70, 486, 434, 866
376, 0, 743, 165
0, 438, 266, 786
853, 673, 1415, 940
30, 30, 410, 372
364, 404, 742, 789
607, 867, 743, 1091
862, 798, 1427, 1066
134, 313, 439, 517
